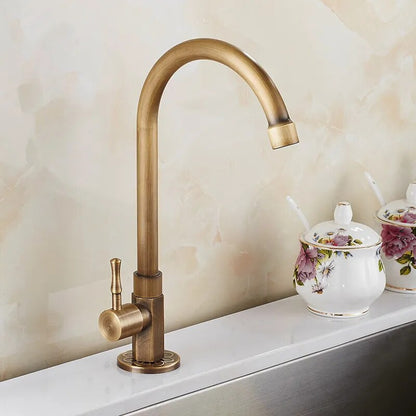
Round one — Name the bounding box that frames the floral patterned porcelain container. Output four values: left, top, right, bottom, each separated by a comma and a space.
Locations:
376, 182, 416, 294
294, 202, 386, 318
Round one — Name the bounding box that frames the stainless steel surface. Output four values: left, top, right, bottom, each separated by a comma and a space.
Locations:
127, 321, 416, 415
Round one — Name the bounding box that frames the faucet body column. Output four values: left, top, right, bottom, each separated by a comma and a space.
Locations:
99, 38, 298, 374
132, 272, 164, 363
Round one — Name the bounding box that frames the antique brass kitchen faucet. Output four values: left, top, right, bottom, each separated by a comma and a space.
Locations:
99, 38, 298, 373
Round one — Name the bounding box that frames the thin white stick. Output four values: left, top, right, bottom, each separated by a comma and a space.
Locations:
364, 171, 385, 207
286, 195, 310, 231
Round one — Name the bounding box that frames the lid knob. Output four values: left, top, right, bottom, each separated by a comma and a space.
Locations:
406, 182, 416, 205
334, 202, 353, 226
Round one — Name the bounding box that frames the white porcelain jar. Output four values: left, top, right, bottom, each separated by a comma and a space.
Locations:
293, 202, 386, 318
376, 182, 416, 293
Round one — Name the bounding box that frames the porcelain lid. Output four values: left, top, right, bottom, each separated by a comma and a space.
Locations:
303, 202, 381, 248
376, 182, 416, 228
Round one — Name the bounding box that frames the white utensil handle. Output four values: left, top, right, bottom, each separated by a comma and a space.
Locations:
286, 195, 310, 231
365, 171, 385, 207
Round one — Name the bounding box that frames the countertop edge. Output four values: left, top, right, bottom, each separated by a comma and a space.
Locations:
1, 292, 415, 416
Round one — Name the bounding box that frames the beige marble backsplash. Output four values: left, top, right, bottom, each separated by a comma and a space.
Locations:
1, 0, 416, 380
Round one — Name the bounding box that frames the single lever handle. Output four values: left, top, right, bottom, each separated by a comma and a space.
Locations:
110, 258, 122, 311
99, 257, 152, 342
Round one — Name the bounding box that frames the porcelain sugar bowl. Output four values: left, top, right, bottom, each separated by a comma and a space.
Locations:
376, 182, 416, 293
293, 202, 386, 318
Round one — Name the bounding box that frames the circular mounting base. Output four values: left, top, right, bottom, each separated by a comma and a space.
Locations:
117, 350, 180, 374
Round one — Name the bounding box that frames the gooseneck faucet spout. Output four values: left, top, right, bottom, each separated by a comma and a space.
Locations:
99, 38, 298, 373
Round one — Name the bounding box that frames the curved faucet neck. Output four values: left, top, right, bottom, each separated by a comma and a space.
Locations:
138, 38, 290, 127
136, 38, 297, 280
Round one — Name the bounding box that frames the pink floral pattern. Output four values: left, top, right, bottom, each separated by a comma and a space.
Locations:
331, 234, 350, 246
381, 209, 416, 276
382, 207, 416, 225
381, 224, 416, 258
294, 243, 351, 294
294, 242, 384, 294
312, 230, 363, 247
294, 244, 320, 283
402, 212, 416, 224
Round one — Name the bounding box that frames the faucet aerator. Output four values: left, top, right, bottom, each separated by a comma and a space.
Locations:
268, 121, 299, 150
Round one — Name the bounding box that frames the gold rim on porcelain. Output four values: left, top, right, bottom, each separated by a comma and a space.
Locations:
300, 236, 381, 251
375, 215, 416, 229
307, 306, 369, 318
385, 284, 416, 293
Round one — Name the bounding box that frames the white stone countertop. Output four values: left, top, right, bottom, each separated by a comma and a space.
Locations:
1, 292, 415, 416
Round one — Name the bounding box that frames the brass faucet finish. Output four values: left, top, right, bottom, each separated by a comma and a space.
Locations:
99, 38, 298, 373
99, 259, 152, 343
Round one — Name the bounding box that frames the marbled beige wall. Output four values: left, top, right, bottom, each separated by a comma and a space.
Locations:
1, 0, 415, 380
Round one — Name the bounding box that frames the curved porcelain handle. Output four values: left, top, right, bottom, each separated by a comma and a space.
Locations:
334, 202, 353, 226
406, 182, 416, 205
364, 171, 385, 207
286, 195, 310, 231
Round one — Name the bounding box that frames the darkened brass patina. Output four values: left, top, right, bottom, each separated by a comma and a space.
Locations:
99, 38, 298, 373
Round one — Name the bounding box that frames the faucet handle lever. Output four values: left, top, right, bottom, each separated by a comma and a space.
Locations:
99, 257, 151, 342
110, 258, 122, 311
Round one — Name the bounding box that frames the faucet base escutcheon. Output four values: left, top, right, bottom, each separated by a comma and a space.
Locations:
98, 259, 180, 373
117, 350, 180, 374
